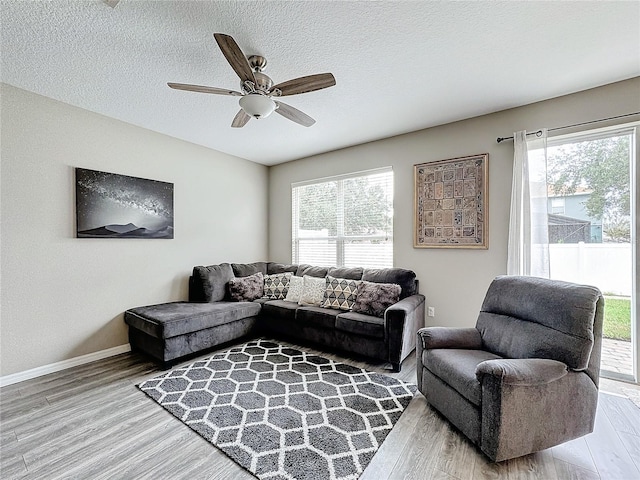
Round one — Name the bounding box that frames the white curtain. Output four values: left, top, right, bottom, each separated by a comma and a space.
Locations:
507, 129, 550, 277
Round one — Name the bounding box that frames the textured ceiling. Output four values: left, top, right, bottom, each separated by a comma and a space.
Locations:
2, 1, 639, 165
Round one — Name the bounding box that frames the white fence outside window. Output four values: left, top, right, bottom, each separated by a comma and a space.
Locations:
549, 243, 632, 296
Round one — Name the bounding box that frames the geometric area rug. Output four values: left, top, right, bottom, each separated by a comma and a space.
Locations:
138, 338, 416, 480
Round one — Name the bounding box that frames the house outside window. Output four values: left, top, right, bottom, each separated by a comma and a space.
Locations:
550, 197, 565, 215
292, 167, 393, 268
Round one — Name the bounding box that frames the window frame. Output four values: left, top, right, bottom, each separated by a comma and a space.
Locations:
550, 197, 566, 215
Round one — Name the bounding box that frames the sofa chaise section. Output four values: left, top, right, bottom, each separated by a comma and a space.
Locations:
125, 301, 261, 366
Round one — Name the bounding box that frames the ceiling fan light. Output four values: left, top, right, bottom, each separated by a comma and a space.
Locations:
239, 94, 276, 119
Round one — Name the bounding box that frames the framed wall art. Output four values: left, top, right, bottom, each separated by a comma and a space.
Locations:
414, 153, 488, 249
75, 168, 174, 239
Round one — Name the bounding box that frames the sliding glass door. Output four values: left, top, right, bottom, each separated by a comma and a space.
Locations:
539, 124, 637, 382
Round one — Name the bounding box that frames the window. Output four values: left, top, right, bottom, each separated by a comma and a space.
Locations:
550, 197, 565, 215
292, 167, 393, 268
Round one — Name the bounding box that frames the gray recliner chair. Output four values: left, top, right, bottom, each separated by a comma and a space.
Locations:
417, 275, 604, 462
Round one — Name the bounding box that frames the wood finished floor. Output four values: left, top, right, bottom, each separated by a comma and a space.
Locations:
1, 340, 639, 480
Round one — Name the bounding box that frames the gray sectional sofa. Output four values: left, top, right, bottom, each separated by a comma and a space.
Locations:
125, 261, 425, 371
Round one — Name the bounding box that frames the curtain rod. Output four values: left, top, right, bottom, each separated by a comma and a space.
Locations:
496, 111, 640, 143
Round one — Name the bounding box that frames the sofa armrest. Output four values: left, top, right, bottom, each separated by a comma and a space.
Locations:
476, 358, 568, 386
385, 294, 425, 370
417, 327, 482, 350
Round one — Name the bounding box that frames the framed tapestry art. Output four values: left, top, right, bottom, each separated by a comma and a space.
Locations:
75, 168, 174, 239
414, 154, 488, 249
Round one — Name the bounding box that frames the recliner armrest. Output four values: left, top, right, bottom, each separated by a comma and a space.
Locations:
476, 358, 568, 386
417, 327, 482, 350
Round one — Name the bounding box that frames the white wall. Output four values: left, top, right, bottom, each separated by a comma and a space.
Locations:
269, 78, 640, 329
0, 84, 268, 376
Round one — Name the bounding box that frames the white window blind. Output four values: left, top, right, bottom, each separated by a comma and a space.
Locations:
292, 167, 393, 268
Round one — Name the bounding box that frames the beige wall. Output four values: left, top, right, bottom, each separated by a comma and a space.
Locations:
0, 84, 268, 376
269, 77, 640, 330
3, 78, 638, 377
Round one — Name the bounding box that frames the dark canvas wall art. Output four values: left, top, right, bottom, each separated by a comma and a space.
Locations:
76, 168, 174, 239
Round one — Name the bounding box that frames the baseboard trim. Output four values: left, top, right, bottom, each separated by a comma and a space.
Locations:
0, 344, 132, 388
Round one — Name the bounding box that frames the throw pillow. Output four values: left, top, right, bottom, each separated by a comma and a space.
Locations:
352, 280, 401, 318
298, 275, 327, 307
322, 276, 361, 311
228, 272, 264, 302
284, 275, 304, 303
263, 272, 293, 300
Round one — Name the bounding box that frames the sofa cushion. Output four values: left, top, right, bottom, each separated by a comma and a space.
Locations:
284, 275, 304, 303
299, 275, 327, 306
352, 281, 401, 318
262, 299, 299, 322
229, 272, 264, 301
327, 267, 363, 280
263, 272, 292, 300
232, 262, 268, 277
125, 301, 261, 339
297, 306, 341, 329
362, 268, 417, 299
422, 348, 503, 406
268, 263, 298, 275
296, 264, 329, 278
192, 263, 234, 302
322, 276, 361, 311
336, 312, 385, 339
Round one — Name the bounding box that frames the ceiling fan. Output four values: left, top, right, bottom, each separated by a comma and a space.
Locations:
168, 34, 336, 128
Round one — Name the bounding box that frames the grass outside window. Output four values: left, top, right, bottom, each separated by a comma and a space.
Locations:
603, 296, 631, 341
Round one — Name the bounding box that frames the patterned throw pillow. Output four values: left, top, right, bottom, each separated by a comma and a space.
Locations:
263, 272, 292, 300
352, 281, 401, 318
322, 276, 361, 311
284, 275, 304, 303
298, 275, 327, 306
228, 272, 264, 302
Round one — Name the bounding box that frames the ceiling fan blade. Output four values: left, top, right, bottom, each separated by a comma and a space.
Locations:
167, 82, 242, 96
274, 101, 316, 127
213, 33, 256, 85
231, 109, 251, 128
272, 73, 336, 97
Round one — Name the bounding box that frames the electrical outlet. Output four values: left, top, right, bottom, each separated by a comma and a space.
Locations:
428, 306, 435, 317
